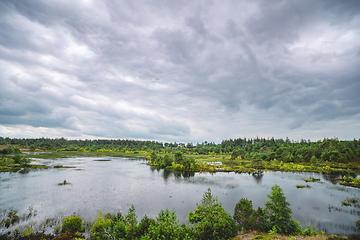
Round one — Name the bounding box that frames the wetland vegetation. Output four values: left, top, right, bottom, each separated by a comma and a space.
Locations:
1, 136, 360, 176
1, 136, 360, 239
2, 186, 344, 240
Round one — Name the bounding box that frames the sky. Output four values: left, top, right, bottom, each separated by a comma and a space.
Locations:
0, 0, 359, 143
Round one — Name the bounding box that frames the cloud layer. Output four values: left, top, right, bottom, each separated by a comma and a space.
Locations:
1, 0, 359, 142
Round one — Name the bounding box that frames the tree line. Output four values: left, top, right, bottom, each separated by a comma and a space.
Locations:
1, 136, 359, 164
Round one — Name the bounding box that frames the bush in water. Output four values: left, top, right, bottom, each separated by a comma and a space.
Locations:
61, 216, 83, 233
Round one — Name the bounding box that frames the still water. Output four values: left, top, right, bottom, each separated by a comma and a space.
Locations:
0, 156, 359, 235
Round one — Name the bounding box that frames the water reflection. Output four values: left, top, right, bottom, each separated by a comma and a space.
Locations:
182, 171, 195, 178
19, 168, 30, 174
162, 169, 195, 181
252, 170, 264, 184
322, 172, 346, 181
163, 169, 171, 181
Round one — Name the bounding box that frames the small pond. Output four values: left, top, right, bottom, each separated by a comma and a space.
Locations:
0, 156, 359, 236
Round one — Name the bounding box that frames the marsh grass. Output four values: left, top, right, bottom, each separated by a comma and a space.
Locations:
9, 150, 358, 177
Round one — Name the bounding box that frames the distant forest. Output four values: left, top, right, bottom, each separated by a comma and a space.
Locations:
1, 136, 359, 164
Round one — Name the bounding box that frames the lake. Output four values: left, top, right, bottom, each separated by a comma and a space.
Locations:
0, 156, 359, 236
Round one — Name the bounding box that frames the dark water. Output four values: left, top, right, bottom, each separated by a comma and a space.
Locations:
0, 156, 359, 235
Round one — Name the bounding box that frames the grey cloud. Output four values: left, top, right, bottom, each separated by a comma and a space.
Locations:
0, 0, 359, 141
153, 29, 194, 64
186, 16, 208, 37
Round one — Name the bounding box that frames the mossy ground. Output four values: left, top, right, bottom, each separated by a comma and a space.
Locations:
234, 231, 358, 240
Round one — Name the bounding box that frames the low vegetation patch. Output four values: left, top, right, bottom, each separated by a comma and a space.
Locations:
1, 185, 337, 240
304, 177, 321, 183
331, 176, 360, 189
1, 136, 359, 175
57, 180, 71, 186
0, 156, 48, 172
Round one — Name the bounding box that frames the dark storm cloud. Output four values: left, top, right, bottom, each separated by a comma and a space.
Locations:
0, 0, 359, 141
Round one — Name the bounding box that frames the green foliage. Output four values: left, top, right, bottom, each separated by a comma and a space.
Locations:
302, 224, 320, 236
253, 207, 272, 232
265, 185, 301, 234
174, 151, 184, 164
0, 146, 14, 154
12, 156, 30, 165
23, 227, 34, 237
233, 202, 271, 232
61, 216, 83, 233
5, 209, 19, 227
355, 220, 360, 230
189, 188, 237, 240
143, 209, 182, 240
3, 136, 360, 167
233, 198, 256, 230
268, 226, 277, 235
124, 204, 138, 239
304, 177, 320, 182
162, 153, 173, 167
343, 175, 360, 185
13, 146, 21, 154
231, 150, 240, 160
91, 206, 155, 240
91, 212, 111, 240
137, 215, 156, 237
150, 152, 157, 163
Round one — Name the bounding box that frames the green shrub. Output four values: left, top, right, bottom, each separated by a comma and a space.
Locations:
189, 188, 237, 240
91, 206, 150, 240
124, 204, 138, 239
13, 156, 22, 164
23, 227, 34, 237
302, 224, 319, 236
269, 226, 277, 235
356, 220, 360, 230
142, 209, 181, 240
137, 215, 156, 237
265, 185, 302, 234
5, 209, 19, 227
61, 216, 83, 233
253, 207, 271, 232
233, 198, 256, 230
91, 212, 111, 240
161, 154, 173, 167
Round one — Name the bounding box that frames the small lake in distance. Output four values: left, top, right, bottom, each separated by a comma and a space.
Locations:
0, 156, 359, 236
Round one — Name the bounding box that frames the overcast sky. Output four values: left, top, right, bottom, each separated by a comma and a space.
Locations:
0, 0, 359, 143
